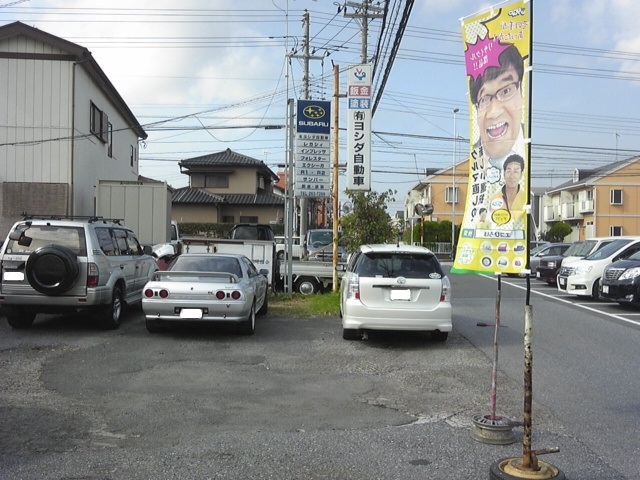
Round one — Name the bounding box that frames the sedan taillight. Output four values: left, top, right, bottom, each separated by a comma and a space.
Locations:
215, 290, 242, 300
145, 289, 169, 298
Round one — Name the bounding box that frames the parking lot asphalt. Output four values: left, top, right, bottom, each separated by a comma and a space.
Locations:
0, 283, 631, 479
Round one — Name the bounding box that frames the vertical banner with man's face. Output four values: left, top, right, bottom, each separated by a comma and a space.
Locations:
452, 0, 531, 275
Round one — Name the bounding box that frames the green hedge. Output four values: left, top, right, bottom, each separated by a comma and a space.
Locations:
177, 223, 285, 238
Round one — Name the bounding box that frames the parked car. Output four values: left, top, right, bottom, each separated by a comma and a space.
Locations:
529, 240, 550, 249
142, 253, 269, 334
303, 229, 346, 262
0, 215, 157, 329
600, 251, 640, 307
228, 223, 275, 241
557, 237, 640, 300
511, 242, 571, 277
537, 237, 620, 285
275, 235, 302, 260
339, 243, 451, 341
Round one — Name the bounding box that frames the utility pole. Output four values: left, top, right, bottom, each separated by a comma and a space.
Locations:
288, 9, 325, 237
343, 0, 385, 63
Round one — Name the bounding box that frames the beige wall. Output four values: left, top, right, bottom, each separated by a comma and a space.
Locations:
172, 205, 219, 223
219, 205, 284, 225
593, 162, 640, 236
190, 168, 257, 193
428, 160, 469, 226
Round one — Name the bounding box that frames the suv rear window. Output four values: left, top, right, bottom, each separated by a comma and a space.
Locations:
5, 225, 87, 256
354, 253, 443, 279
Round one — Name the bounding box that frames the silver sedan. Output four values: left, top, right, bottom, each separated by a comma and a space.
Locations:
142, 253, 269, 335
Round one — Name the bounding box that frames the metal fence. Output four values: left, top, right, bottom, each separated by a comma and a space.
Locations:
415, 241, 453, 256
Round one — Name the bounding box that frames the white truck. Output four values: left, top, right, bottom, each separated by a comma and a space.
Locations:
275, 235, 303, 260
276, 259, 345, 295
96, 180, 172, 247
179, 236, 276, 288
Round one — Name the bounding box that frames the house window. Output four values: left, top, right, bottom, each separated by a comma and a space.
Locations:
107, 123, 113, 158
222, 215, 234, 223
610, 226, 623, 236
445, 186, 458, 204
205, 174, 229, 188
90, 102, 108, 143
610, 189, 623, 205
130, 145, 136, 167
240, 216, 259, 223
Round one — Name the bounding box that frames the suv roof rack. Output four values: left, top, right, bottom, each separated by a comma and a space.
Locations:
21, 213, 124, 225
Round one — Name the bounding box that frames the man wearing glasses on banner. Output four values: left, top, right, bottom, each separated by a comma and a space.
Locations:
469, 42, 527, 229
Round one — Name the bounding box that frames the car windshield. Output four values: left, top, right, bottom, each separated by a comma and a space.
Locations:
309, 231, 334, 246
355, 252, 443, 278
530, 245, 548, 255
562, 241, 583, 257
571, 240, 601, 257
584, 239, 632, 260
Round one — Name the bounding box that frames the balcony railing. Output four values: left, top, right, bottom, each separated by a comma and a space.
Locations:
579, 199, 594, 213
543, 205, 560, 222
561, 203, 576, 219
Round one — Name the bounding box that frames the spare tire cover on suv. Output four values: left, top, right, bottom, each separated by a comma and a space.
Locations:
26, 245, 80, 295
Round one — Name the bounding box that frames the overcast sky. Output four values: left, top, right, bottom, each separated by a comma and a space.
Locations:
2, 0, 640, 213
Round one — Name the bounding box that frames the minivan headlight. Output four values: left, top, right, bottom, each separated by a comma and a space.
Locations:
574, 266, 592, 275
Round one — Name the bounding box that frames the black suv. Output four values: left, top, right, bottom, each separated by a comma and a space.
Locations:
0, 215, 157, 329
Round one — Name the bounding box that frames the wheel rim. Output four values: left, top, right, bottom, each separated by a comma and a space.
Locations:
298, 281, 317, 295
113, 294, 122, 321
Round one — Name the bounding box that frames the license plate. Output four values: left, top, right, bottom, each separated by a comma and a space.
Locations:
180, 308, 203, 319
3, 271, 24, 281
390, 289, 410, 301
602, 285, 609, 294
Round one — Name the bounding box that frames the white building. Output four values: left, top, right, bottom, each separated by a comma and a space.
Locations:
0, 21, 147, 234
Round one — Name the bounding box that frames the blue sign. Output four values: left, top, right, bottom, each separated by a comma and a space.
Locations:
297, 100, 331, 134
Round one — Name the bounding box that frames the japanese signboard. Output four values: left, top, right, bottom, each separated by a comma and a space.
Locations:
452, 0, 531, 275
295, 100, 332, 198
346, 64, 372, 191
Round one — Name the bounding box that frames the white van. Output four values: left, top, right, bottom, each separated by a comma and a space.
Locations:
557, 236, 640, 300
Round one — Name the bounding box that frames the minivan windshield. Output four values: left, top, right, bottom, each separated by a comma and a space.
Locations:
584, 239, 632, 261
561, 241, 583, 257
570, 240, 598, 257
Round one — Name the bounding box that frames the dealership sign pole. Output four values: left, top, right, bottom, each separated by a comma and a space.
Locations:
346, 64, 372, 191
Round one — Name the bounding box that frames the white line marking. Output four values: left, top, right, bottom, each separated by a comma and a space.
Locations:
481, 275, 640, 327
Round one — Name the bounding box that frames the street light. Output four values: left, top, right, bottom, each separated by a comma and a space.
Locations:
452, 108, 459, 258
